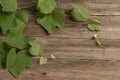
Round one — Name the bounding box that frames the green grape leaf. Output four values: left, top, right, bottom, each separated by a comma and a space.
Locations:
39, 57, 47, 65
0, 10, 29, 35
6, 36, 33, 49
7, 49, 32, 78
6, 37, 26, 49
71, 4, 90, 22
0, 0, 18, 12
0, 12, 15, 34
87, 19, 101, 31
5, 10, 31, 49
8, 10, 29, 37
37, 7, 64, 34
36, 0, 57, 14
24, 36, 34, 44
6, 48, 16, 69
29, 41, 45, 56
0, 38, 9, 68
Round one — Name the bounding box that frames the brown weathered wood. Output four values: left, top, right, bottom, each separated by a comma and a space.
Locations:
1, 0, 120, 80
1, 60, 120, 80
25, 15, 120, 39
18, 0, 120, 15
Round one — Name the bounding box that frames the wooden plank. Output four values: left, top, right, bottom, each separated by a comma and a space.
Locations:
1, 60, 120, 80
24, 14, 120, 39
18, 0, 120, 15
33, 37, 120, 60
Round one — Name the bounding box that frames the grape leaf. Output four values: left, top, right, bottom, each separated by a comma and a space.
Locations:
0, 10, 29, 35
0, 12, 15, 34
87, 19, 101, 31
0, 38, 9, 68
0, 0, 18, 12
8, 10, 29, 37
39, 57, 47, 65
6, 48, 16, 69
37, 7, 64, 34
7, 49, 32, 78
71, 4, 90, 22
6, 37, 26, 49
29, 41, 45, 56
2, 10, 30, 49
36, 0, 57, 14
6, 36, 33, 49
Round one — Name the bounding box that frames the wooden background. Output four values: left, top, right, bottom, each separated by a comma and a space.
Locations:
1, 0, 120, 80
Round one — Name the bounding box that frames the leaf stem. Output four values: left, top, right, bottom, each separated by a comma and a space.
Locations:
17, 4, 36, 10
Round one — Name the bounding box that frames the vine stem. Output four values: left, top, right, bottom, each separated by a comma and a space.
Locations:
17, 3, 36, 10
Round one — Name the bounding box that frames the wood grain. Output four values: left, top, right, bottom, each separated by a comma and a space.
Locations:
0, 0, 120, 80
